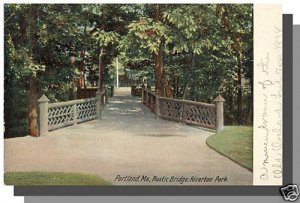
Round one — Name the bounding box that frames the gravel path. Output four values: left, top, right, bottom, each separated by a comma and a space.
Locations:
4, 87, 252, 185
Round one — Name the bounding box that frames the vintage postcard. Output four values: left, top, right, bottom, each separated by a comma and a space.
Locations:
3, 3, 282, 186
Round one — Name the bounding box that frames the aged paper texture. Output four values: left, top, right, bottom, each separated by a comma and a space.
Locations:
253, 4, 283, 185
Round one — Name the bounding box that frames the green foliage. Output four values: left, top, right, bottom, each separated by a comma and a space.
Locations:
126, 17, 171, 54
93, 30, 120, 47
4, 4, 253, 137
162, 4, 253, 125
163, 5, 215, 54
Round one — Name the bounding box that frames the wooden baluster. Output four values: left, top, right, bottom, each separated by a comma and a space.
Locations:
96, 90, 102, 120
155, 94, 160, 119
73, 104, 77, 125
141, 88, 144, 103
181, 103, 186, 124
146, 90, 149, 107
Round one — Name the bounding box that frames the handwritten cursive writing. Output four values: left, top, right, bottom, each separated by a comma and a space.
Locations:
257, 53, 270, 75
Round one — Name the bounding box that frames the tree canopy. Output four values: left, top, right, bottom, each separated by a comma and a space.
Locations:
4, 4, 253, 137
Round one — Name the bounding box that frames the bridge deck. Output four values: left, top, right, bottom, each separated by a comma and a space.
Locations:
5, 87, 252, 185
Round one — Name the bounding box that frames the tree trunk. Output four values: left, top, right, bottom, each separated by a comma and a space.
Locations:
80, 49, 86, 89
153, 47, 173, 97
154, 47, 163, 95
227, 94, 233, 124
218, 5, 245, 125
152, 4, 173, 97
28, 5, 39, 137
28, 77, 39, 136
246, 77, 253, 124
98, 10, 105, 90
153, 4, 163, 95
236, 52, 243, 125
98, 48, 104, 89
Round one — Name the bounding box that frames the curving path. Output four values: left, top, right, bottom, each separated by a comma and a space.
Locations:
5, 87, 252, 185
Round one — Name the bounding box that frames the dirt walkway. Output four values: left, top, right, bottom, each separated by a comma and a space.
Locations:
4, 87, 252, 185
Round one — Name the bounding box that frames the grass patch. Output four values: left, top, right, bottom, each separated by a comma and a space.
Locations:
206, 126, 253, 171
4, 172, 111, 186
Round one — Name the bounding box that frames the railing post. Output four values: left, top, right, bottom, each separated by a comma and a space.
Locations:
38, 94, 50, 137
73, 104, 77, 125
213, 95, 225, 133
105, 88, 109, 105
141, 88, 144, 103
155, 95, 160, 119
146, 89, 149, 107
181, 103, 186, 124
96, 89, 102, 120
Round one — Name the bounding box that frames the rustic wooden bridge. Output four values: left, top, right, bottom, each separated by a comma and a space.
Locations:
37, 86, 225, 137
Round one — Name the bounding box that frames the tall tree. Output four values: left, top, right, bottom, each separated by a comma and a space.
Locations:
4, 4, 253, 137
27, 5, 39, 136
217, 4, 253, 124
120, 4, 174, 97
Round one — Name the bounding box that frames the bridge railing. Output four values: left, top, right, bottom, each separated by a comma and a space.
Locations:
131, 86, 142, 96
146, 91, 156, 113
37, 89, 107, 136
141, 88, 225, 132
77, 85, 114, 99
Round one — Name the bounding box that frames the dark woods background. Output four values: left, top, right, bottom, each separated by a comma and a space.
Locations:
4, 4, 253, 138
